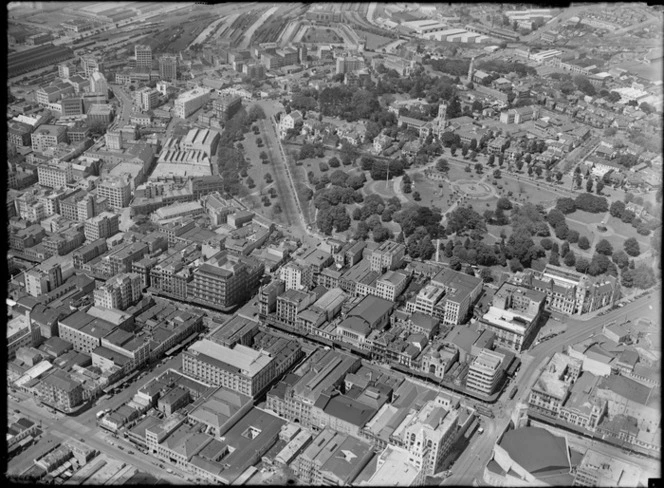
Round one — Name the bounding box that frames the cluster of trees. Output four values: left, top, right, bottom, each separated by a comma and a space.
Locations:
312, 170, 369, 235
447, 206, 486, 238
298, 142, 325, 160
476, 59, 537, 78
609, 199, 656, 236
216, 145, 248, 196
442, 235, 508, 269
573, 75, 596, 96
621, 262, 656, 289
423, 58, 471, 78
374, 66, 458, 104
318, 87, 382, 123
360, 155, 406, 181
353, 194, 402, 243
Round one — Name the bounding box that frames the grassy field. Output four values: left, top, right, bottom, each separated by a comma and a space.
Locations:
302, 27, 343, 43
567, 209, 605, 225
607, 216, 653, 249
355, 29, 393, 50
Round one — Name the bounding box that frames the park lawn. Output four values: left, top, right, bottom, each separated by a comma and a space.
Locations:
356, 30, 393, 50
565, 219, 597, 254
410, 173, 453, 213
607, 216, 652, 250
567, 209, 605, 225
493, 177, 561, 206
467, 195, 499, 214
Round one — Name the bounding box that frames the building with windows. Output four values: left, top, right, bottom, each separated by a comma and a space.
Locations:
477, 282, 545, 352
81, 56, 103, 77
213, 95, 241, 121
413, 268, 483, 325
187, 252, 264, 312
84, 211, 119, 240
370, 240, 406, 273
182, 339, 275, 397
87, 103, 114, 125
515, 264, 619, 316
174, 87, 211, 119
276, 289, 318, 327
401, 394, 461, 476
37, 368, 84, 411
134, 86, 159, 111
134, 44, 152, 69
37, 161, 74, 189
279, 260, 313, 291
159, 54, 178, 81
279, 110, 303, 139
466, 348, 506, 395
89, 71, 108, 96
528, 352, 581, 418
31, 124, 68, 153
58, 310, 116, 354
93, 272, 143, 311
573, 448, 642, 487
97, 175, 132, 209
24, 261, 63, 297
336, 56, 365, 75
375, 270, 409, 301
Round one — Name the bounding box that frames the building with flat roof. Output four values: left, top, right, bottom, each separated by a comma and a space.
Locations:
370, 240, 405, 272
182, 339, 276, 397
359, 444, 425, 486
58, 310, 116, 354
466, 348, 505, 395
93, 272, 142, 311
31, 124, 68, 153
573, 448, 642, 487
37, 368, 84, 411
413, 268, 483, 325
528, 352, 581, 418
97, 174, 131, 209
478, 282, 545, 352
134, 44, 152, 69
174, 87, 211, 119
159, 54, 178, 81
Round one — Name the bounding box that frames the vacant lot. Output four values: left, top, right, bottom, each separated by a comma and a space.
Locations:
356, 29, 392, 50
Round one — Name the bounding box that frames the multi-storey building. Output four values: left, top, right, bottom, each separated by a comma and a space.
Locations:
134, 86, 159, 111
24, 261, 63, 297
213, 95, 241, 121
276, 289, 317, 327
370, 240, 406, 273
187, 252, 263, 312
97, 175, 132, 209
336, 56, 365, 75
181, 339, 275, 397
37, 161, 74, 189
37, 369, 84, 411
134, 44, 153, 69
58, 310, 116, 354
258, 279, 286, 317
84, 211, 119, 240
401, 395, 460, 476
61, 97, 85, 117
93, 272, 143, 310
89, 71, 108, 96
279, 260, 313, 291
528, 352, 581, 417
174, 87, 211, 119
158, 54, 178, 81
423, 268, 483, 325
81, 56, 103, 77
278, 110, 303, 139
31, 124, 68, 153
477, 282, 545, 352
375, 270, 409, 301
102, 241, 149, 276
466, 349, 505, 395
86, 103, 113, 125
8, 120, 34, 148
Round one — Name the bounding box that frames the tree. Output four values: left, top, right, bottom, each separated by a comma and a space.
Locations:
527, 166, 533, 177
575, 257, 590, 274
515, 159, 524, 172
555, 172, 563, 182
479, 267, 493, 283
436, 158, 449, 173
449, 256, 462, 271
564, 250, 576, 267
561, 241, 570, 258
488, 154, 495, 166
475, 163, 483, 174
609, 200, 625, 218
632, 263, 656, 289
496, 197, 512, 211
612, 250, 629, 269
265, 173, 273, 183
586, 178, 593, 193
462, 145, 469, 157
549, 251, 560, 266
596, 179, 604, 194
556, 197, 576, 214
413, 191, 421, 201
352, 208, 362, 220
493, 169, 501, 179
246, 177, 255, 188
540, 238, 553, 250
578, 236, 590, 250
259, 151, 268, 160
509, 258, 524, 273
624, 237, 641, 257
595, 239, 613, 256
575, 173, 583, 189
373, 225, 391, 243
328, 156, 340, 168
554, 222, 569, 240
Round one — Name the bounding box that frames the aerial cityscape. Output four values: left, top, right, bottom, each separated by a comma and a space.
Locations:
5, 2, 662, 486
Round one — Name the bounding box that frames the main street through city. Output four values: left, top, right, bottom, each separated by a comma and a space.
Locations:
442, 289, 660, 485
10, 354, 193, 483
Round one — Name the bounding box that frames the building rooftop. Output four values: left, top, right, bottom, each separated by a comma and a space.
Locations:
499, 426, 570, 475
187, 339, 273, 377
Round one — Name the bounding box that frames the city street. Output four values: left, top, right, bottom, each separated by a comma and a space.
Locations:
109, 84, 133, 131
9, 354, 193, 483
442, 289, 660, 485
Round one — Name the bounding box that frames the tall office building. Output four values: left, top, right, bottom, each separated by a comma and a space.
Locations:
89, 71, 108, 97
135, 44, 153, 69
159, 55, 178, 81
81, 56, 103, 78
